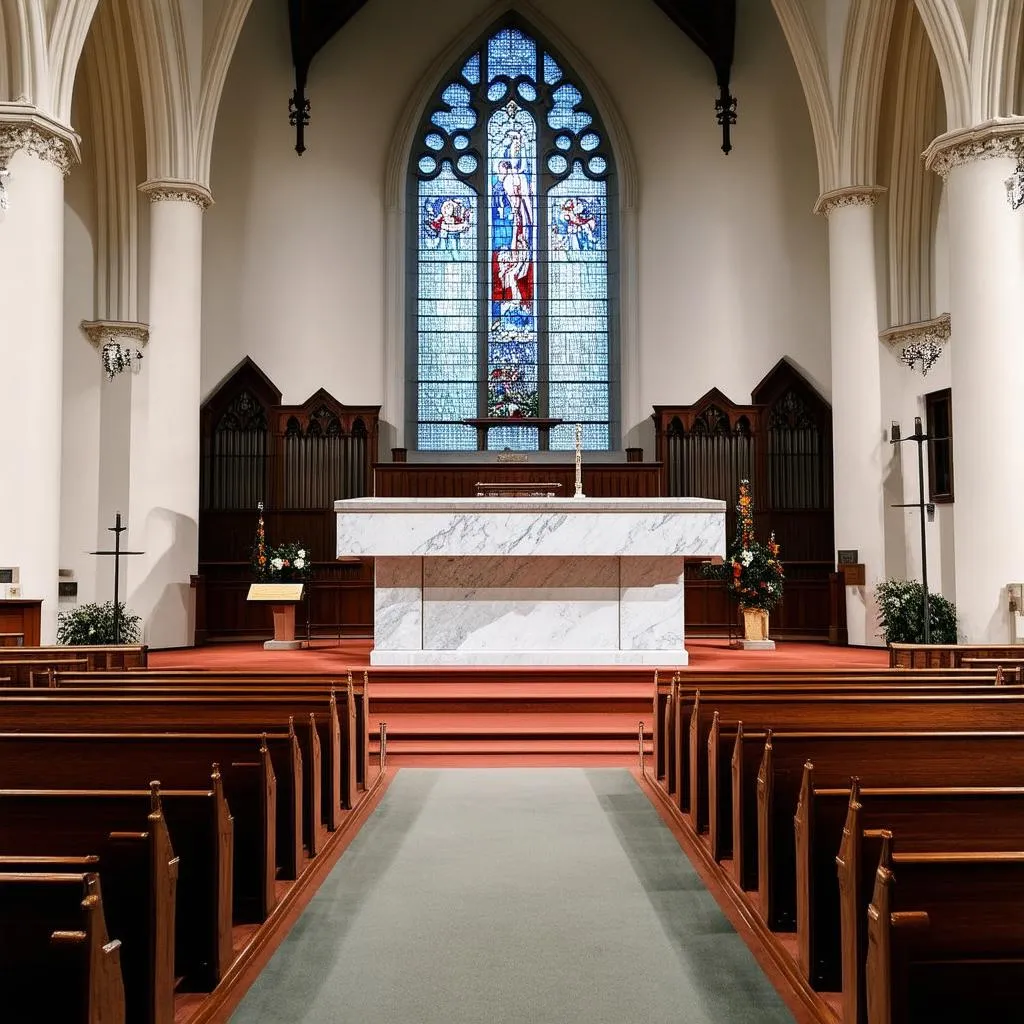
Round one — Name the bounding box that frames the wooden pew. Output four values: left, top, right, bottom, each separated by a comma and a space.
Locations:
700, 692, 1024, 923
0, 691, 328, 866
865, 834, 1024, 1024
833, 783, 1024, 1024
55, 668, 368, 801
0, 790, 176, 1024
0, 643, 148, 669
48, 674, 360, 816
689, 681, 1016, 829
888, 641, 1024, 668
716, 724, 1024, 894
652, 667, 1012, 787
0, 871, 126, 1023
0, 731, 281, 919
0, 657, 89, 686
0, 778, 232, 991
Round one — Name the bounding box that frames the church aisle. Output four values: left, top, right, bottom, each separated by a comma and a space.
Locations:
230, 769, 794, 1023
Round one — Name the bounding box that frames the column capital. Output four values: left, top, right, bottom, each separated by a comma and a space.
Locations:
80, 319, 150, 348
879, 313, 951, 375
924, 118, 1024, 178
813, 185, 886, 217
139, 178, 213, 210
0, 105, 79, 176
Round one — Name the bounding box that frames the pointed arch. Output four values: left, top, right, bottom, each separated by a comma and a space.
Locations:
383, 0, 639, 449
914, 0, 970, 129
48, 0, 100, 123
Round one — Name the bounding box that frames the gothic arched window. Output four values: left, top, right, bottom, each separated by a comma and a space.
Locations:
409, 22, 618, 451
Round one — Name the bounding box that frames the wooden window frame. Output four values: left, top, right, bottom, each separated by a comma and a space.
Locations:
925, 387, 954, 504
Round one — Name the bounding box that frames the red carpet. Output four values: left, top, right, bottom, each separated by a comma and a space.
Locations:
148, 640, 887, 766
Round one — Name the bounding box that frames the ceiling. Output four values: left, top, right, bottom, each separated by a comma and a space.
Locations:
285, 0, 737, 154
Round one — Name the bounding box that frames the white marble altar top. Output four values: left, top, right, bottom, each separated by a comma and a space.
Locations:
335, 496, 726, 558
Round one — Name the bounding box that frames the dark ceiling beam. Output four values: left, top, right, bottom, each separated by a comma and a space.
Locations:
286, 0, 371, 154
650, 0, 738, 153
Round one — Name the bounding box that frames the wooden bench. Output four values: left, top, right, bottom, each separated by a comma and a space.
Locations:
0, 871, 126, 1023
0, 790, 176, 1024
652, 667, 1012, 784
889, 641, 1024, 668
0, 779, 232, 991
833, 782, 1024, 1024
0, 643, 148, 669
714, 696, 1024, 927
689, 681, 1016, 830
0, 730, 282, 918
866, 834, 1024, 1024
55, 669, 369, 799
0, 690, 334, 863
0, 657, 90, 687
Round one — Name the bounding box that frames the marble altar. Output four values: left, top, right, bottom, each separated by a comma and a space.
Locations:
334, 497, 726, 666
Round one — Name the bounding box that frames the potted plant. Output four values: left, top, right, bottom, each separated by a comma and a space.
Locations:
705, 479, 785, 647
875, 579, 958, 644
57, 601, 142, 645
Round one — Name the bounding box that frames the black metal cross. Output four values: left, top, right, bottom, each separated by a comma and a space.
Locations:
89, 512, 144, 644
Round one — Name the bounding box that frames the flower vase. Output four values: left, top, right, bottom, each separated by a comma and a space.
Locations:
740, 607, 775, 651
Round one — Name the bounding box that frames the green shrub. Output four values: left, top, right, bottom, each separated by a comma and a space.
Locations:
875, 579, 958, 644
56, 601, 142, 645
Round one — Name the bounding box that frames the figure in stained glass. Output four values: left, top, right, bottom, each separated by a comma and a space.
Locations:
554, 196, 599, 251
423, 196, 472, 253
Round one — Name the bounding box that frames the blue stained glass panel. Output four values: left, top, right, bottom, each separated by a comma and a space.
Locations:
588, 156, 607, 174
453, 134, 469, 150
550, 423, 609, 450
431, 83, 476, 133
457, 154, 477, 174
547, 165, 609, 440
461, 53, 481, 84
418, 163, 478, 449
425, 133, 444, 151
418, 423, 477, 450
543, 53, 563, 84
487, 426, 538, 451
548, 154, 568, 174
555, 135, 572, 150
487, 81, 507, 101
549, 84, 592, 133
580, 132, 601, 151
518, 82, 537, 101
418, 155, 437, 174
488, 28, 536, 83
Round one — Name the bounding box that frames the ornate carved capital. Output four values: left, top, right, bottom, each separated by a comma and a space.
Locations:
813, 185, 887, 217
138, 178, 213, 210
880, 314, 951, 375
0, 105, 79, 176
80, 320, 150, 349
924, 119, 1024, 178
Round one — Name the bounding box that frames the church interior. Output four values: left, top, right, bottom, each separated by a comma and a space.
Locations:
2, 0, 1024, 1021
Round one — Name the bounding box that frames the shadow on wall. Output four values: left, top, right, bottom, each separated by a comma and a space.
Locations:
130, 508, 198, 649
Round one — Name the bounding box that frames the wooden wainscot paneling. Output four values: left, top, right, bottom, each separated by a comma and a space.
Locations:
373, 462, 662, 498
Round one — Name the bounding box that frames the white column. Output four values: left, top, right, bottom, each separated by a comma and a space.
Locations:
926, 126, 1024, 642
0, 118, 74, 642
817, 187, 888, 646
128, 180, 210, 648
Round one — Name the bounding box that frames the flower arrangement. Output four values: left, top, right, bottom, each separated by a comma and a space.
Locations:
264, 541, 312, 582
704, 479, 785, 611
875, 579, 958, 644
250, 502, 312, 583
56, 601, 142, 645
101, 340, 143, 382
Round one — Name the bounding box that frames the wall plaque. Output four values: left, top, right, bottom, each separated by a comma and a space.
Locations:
837, 550, 859, 565
497, 452, 529, 463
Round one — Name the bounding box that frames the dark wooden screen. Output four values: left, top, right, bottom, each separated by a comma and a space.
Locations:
195, 361, 380, 643
654, 359, 838, 640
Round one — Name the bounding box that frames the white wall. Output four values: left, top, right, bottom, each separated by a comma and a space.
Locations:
203, 0, 829, 453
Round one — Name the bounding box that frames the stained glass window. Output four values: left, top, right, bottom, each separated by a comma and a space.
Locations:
410, 23, 617, 451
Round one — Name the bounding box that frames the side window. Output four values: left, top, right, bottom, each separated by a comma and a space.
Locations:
926, 388, 953, 503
